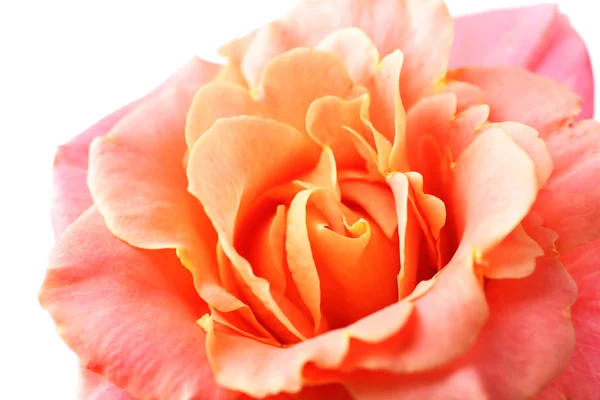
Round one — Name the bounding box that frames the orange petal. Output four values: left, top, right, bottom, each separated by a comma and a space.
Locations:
236, 0, 452, 106
204, 300, 414, 398
187, 116, 322, 342
442, 80, 484, 112
78, 367, 134, 400
452, 128, 538, 258
39, 208, 232, 400
449, 66, 581, 137
257, 48, 354, 132
185, 82, 260, 149
316, 27, 379, 85
306, 95, 369, 170
534, 119, 600, 253
344, 257, 576, 400
339, 179, 398, 238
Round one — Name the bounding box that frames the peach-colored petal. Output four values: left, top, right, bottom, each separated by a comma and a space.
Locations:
367, 50, 404, 144
452, 5, 594, 119
310, 199, 400, 328
480, 122, 553, 189
344, 257, 576, 400
339, 179, 397, 238
452, 128, 538, 258
257, 48, 354, 132
187, 116, 322, 342
534, 119, 600, 252
388, 173, 421, 298
185, 82, 261, 149
52, 57, 219, 238
536, 239, 600, 400
235, 0, 452, 108
316, 27, 378, 85
442, 80, 484, 112
38, 208, 234, 400
481, 224, 544, 279
78, 368, 134, 400
306, 95, 369, 170
449, 67, 581, 137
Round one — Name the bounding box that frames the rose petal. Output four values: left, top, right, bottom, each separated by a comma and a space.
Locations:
451, 5, 557, 70
52, 57, 219, 238
187, 116, 322, 342
257, 48, 354, 132
534, 119, 600, 253
185, 82, 261, 149
306, 95, 369, 170
344, 257, 576, 400
536, 239, 600, 399
78, 368, 134, 400
316, 27, 378, 85
39, 208, 233, 400
480, 122, 554, 189
235, 0, 452, 108
449, 67, 581, 137
451, 5, 594, 119
452, 128, 538, 259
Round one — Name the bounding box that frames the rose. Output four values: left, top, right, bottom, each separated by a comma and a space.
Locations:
39, 1, 599, 399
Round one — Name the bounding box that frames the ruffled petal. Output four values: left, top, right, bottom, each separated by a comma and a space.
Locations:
452, 5, 594, 119
534, 120, 600, 252
39, 208, 233, 400
52, 57, 219, 238
452, 129, 538, 268
257, 48, 354, 132
449, 66, 581, 137
234, 0, 452, 108
187, 116, 322, 342
344, 257, 577, 400
536, 239, 600, 400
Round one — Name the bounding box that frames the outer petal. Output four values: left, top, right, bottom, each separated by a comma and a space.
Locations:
451, 5, 594, 118
536, 239, 600, 400
533, 120, 600, 252
51, 57, 220, 238
235, 0, 453, 108
449, 66, 581, 137
39, 208, 234, 400
78, 368, 134, 400
345, 258, 577, 400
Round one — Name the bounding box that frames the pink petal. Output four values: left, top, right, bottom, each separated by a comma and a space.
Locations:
51, 58, 220, 238
451, 5, 594, 118
536, 239, 600, 399
449, 66, 581, 137
534, 119, 600, 252
78, 368, 134, 400
39, 208, 235, 400
345, 257, 577, 399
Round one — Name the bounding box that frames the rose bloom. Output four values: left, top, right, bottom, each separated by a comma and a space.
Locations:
40, 1, 600, 399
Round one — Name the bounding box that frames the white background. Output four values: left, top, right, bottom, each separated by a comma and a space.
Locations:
1, 1, 598, 398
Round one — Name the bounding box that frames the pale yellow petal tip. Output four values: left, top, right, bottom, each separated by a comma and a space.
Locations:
197, 313, 213, 333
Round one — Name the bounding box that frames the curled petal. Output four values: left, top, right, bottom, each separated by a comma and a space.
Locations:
452, 128, 538, 258
449, 67, 581, 137
344, 258, 576, 400
39, 208, 232, 400
257, 48, 354, 132
316, 27, 379, 85
52, 57, 219, 238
